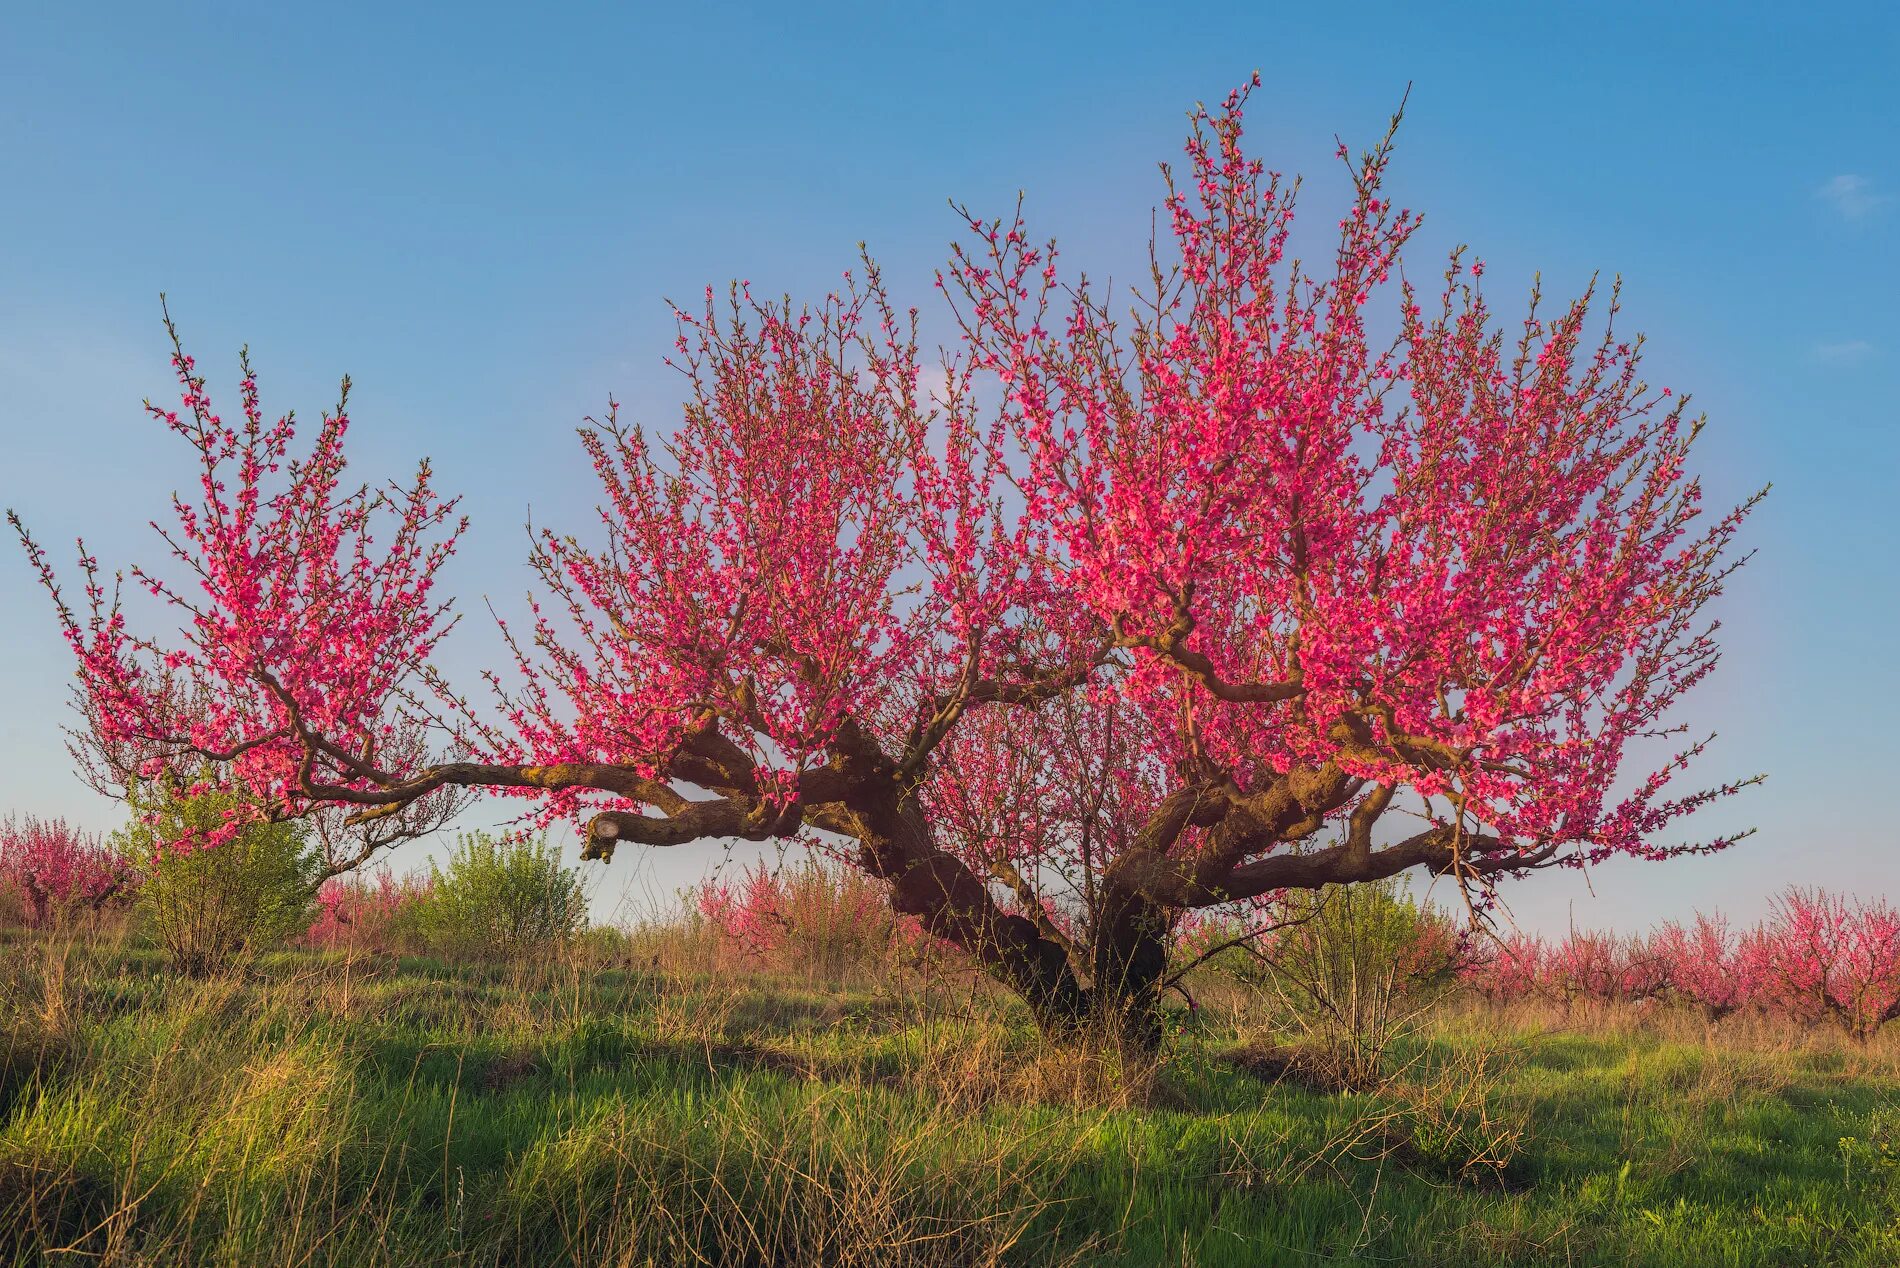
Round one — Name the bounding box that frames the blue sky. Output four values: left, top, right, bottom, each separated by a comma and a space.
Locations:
2, 3, 1894, 932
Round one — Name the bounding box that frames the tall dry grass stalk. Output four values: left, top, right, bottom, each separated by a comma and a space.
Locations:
500, 1087, 1102, 1266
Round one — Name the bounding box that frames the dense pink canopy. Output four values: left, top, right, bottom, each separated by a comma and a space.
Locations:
12, 80, 1758, 1031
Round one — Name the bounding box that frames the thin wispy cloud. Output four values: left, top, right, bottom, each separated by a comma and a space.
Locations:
1812, 339, 1874, 364
1815, 174, 1892, 220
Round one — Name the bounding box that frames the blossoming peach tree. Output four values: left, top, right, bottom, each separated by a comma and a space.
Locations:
1458, 892, 1900, 1042
11, 81, 1759, 1045
0, 815, 134, 927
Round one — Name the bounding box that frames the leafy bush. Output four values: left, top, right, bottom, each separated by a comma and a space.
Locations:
112, 788, 320, 975
410, 832, 587, 958
0, 815, 135, 929
1250, 880, 1462, 1089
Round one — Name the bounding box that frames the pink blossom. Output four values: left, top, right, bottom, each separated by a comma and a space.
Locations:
0, 815, 134, 927
304, 865, 431, 951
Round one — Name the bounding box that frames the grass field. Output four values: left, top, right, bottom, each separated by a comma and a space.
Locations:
3, 928, 1898, 1266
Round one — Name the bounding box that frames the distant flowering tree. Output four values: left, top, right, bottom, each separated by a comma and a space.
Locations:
1461, 931, 1546, 1006
0, 814, 134, 927
1539, 930, 1670, 1008
1754, 889, 1900, 1043
1652, 913, 1758, 1022
10, 79, 1758, 1046
1456, 892, 1900, 1041
305, 865, 432, 952
1621, 933, 1676, 1003
695, 864, 792, 960
1543, 932, 1608, 1008
694, 856, 935, 975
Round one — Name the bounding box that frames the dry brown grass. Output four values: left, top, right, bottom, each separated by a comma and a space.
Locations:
499, 1087, 1107, 1267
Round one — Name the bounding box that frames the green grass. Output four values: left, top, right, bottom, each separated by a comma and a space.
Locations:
2, 931, 1898, 1265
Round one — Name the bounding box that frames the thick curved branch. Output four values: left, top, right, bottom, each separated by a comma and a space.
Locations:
1213, 829, 1564, 905
582, 793, 802, 859
331, 760, 684, 820
1111, 596, 1305, 704
898, 639, 1117, 782
1102, 765, 1363, 909
1150, 642, 1306, 704
1343, 783, 1396, 860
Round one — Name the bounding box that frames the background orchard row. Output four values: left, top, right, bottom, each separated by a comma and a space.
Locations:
8, 809, 1895, 1047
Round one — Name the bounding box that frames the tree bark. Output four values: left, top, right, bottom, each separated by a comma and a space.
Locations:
825, 791, 1092, 1036
1089, 883, 1172, 1051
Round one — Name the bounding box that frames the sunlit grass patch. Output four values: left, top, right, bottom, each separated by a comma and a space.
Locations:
1, 934, 1898, 1265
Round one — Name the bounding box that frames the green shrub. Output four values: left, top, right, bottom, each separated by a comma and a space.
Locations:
112, 787, 320, 976
410, 831, 587, 958
1227, 879, 1461, 1089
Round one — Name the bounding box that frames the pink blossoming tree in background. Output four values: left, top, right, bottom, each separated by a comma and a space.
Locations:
1462, 931, 1546, 1007
304, 865, 433, 952
0, 814, 135, 928
1651, 913, 1760, 1022
694, 855, 938, 976
1753, 888, 1900, 1042
11, 81, 1759, 1046
1457, 891, 1900, 1041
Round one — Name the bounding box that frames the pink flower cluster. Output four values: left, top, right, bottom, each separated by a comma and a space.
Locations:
945, 76, 1759, 866
1462, 889, 1900, 1041
304, 866, 432, 952
9, 321, 465, 857
0, 814, 135, 928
